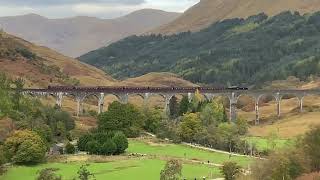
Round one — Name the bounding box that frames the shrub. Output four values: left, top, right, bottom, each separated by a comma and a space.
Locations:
4, 130, 47, 164
15, 47, 36, 59
78, 131, 128, 156
78, 134, 93, 151
112, 132, 128, 154
36, 168, 61, 180
160, 159, 182, 180
77, 164, 95, 180
100, 140, 117, 155
65, 142, 76, 154
86, 141, 99, 155
220, 162, 241, 180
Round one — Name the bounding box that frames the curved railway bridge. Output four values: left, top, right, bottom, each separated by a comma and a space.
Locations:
22, 86, 319, 125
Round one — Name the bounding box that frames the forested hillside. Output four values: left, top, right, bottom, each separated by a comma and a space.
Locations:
80, 11, 320, 86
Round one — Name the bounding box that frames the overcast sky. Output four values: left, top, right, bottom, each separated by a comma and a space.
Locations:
0, 0, 199, 19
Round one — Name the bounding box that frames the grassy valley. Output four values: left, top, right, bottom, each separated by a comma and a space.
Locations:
2, 2, 320, 179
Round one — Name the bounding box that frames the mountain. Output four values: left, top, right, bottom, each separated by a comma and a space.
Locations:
79, 11, 320, 86
0, 9, 180, 57
0, 31, 195, 88
151, 0, 320, 34
0, 30, 116, 88
119, 72, 197, 87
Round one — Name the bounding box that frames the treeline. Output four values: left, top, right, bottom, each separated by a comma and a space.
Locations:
245, 125, 320, 180
80, 11, 320, 86
155, 93, 252, 155
0, 73, 75, 165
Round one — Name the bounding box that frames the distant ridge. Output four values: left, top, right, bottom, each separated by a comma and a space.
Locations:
0, 9, 180, 57
151, 0, 320, 34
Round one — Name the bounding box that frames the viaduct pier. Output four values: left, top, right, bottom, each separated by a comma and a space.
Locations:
22, 86, 317, 124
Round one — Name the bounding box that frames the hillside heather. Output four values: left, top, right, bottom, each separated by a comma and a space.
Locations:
80, 11, 320, 86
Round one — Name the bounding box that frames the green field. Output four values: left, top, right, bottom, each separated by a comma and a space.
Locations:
1, 159, 222, 180
245, 137, 294, 151
128, 140, 252, 166
1, 139, 254, 180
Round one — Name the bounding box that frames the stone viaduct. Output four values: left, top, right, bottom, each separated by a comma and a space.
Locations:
22, 86, 317, 125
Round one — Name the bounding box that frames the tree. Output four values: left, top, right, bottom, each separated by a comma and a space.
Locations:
4, 130, 46, 164
77, 164, 95, 180
98, 101, 144, 137
200, 101, 228, 126
169, 96, 179, 119
267, 131, 279, 151
252, 151, 305, 180
0, 145, 7, 165
178, 96, 189, 116
178, 113, 203, 142
112, 132, 128, 154
0, 73, 13, 118
65, 142, 76, 154
236, 118, 248, 135
37, 168, 61, 180
160, 159, 182, 180
12, 78, 24, 110
190, 89, 204, 112
220, 162, 241, 180
143, 108, 162, 134
217, 123, 239, 153
303, 125, 320, 171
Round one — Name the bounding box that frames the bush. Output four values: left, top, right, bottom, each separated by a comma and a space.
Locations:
4, 130, 47, 164
78, 134, 93, 151
112, 132, 128, 154
77, 164, 95, 180
65, 142, 75, 154
15, 47, 36, 60
220, 162, 241, 180
86, 141, 99, 155
160, 159, 182, 180
78, 131, 128, 155
36, 168, 61, 180
100, 139, 117, 155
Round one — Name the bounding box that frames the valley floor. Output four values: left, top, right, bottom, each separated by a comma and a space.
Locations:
1, 138, 254, 180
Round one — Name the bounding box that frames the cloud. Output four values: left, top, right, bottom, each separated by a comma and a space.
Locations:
0, 0, 145, 6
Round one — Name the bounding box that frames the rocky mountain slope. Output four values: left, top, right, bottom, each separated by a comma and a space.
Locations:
0, 9, 180, 57
151, 0, 320, 34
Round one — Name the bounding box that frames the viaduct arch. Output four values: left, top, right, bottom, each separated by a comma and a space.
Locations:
22, 87, 317, 125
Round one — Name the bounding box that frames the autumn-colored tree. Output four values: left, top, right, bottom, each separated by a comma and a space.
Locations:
179, 113, 202, 142
4, 130, 47, 164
